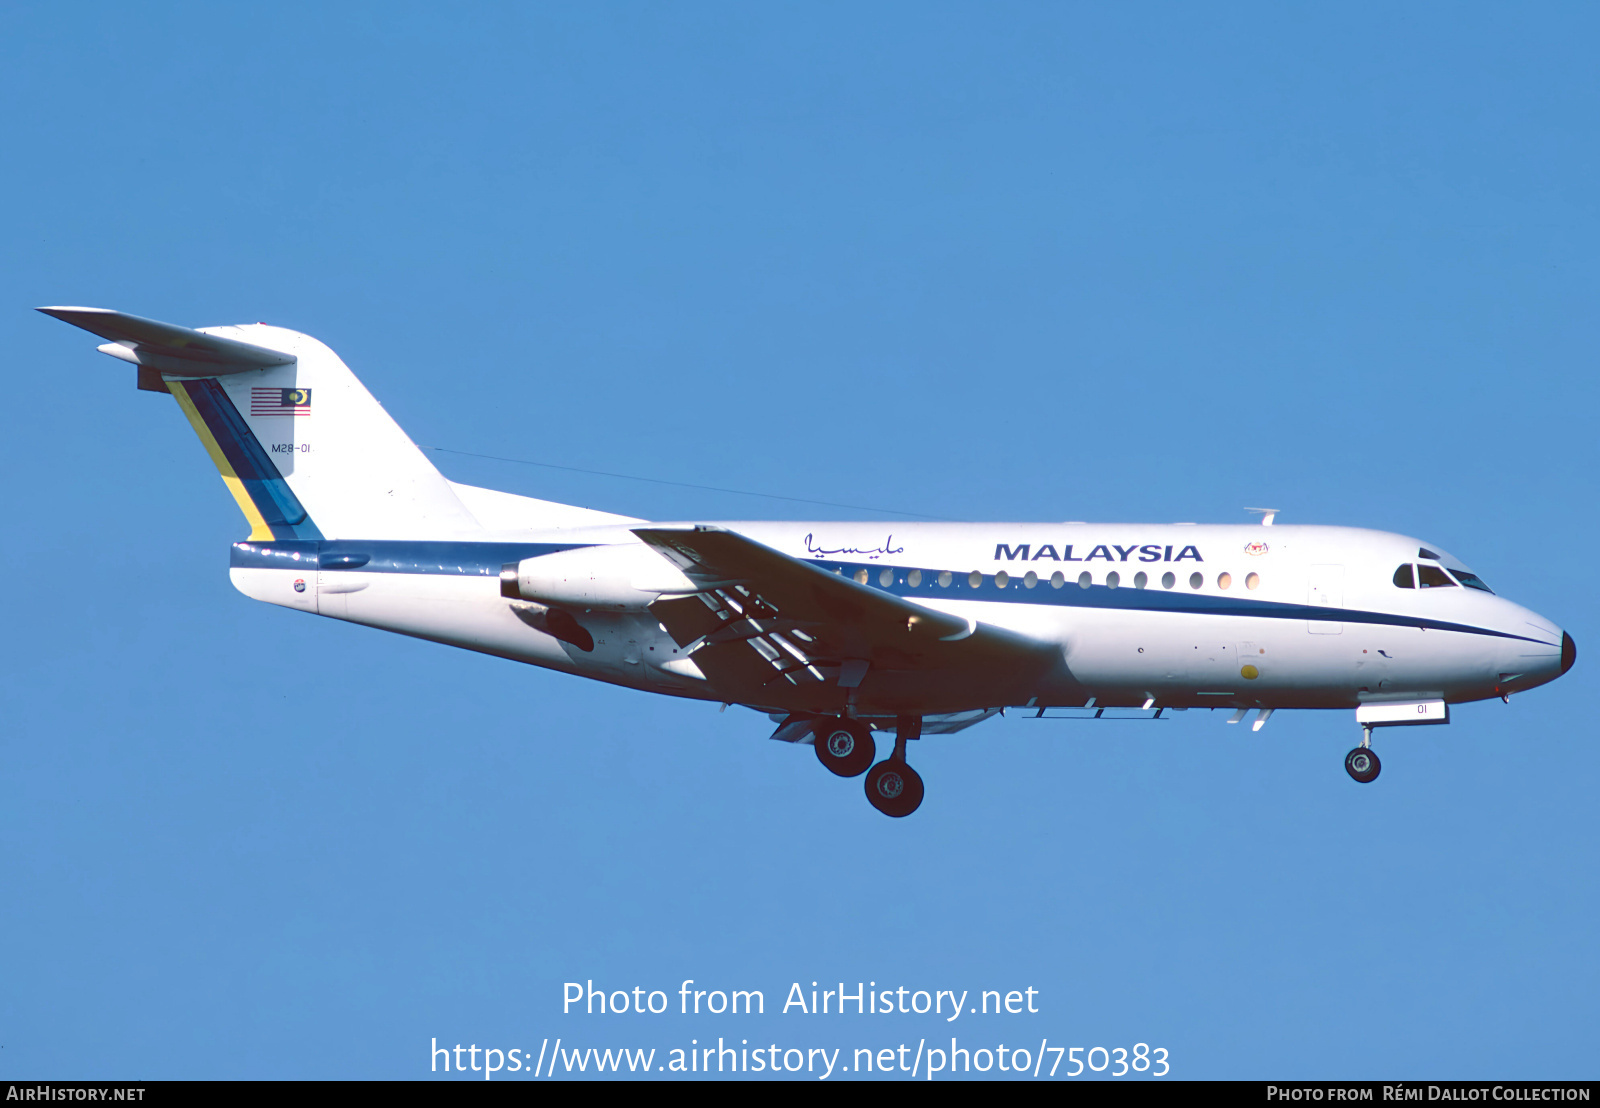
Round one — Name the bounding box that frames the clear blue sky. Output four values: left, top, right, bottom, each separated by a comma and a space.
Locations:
2, 1, 1595, 1080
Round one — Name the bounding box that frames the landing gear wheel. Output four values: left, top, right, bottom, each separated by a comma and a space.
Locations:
814, 719, 875, 777
865, 759, 924, 818
1345, 746, 1381, 783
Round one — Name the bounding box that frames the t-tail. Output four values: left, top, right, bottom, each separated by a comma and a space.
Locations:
40, 306, 487, 541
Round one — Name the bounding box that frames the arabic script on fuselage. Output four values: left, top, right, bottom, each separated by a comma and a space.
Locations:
803, 533, 905, 560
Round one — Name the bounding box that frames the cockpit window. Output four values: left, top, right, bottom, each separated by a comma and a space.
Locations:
1393, 564, 1416, 588
1417, 564, 1457, 588
1448, 569, 1494, 594
1418, 547, 1440, 559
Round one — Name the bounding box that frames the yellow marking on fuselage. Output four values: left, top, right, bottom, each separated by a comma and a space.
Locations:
167, 379, 275, 541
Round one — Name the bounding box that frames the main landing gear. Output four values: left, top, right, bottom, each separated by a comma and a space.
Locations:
812, 715, 925, 817
1345, 726, 1381, 784
813, 718, 875, 777
865, 757, 924, 818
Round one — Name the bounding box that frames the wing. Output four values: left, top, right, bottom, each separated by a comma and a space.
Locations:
634, 525, 1058, 713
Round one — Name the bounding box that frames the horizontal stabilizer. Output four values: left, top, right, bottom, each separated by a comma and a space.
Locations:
37, 306, 295, 376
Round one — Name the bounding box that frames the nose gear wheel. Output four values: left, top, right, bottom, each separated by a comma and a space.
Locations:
1345, 746, 1381, 783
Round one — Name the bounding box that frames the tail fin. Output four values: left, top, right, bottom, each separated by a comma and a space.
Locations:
41, 307, 482, 540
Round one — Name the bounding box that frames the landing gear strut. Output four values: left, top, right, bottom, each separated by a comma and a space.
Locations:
1345, 726, 1381, 783
813, 718, 875, 777
864, 715, 925, 818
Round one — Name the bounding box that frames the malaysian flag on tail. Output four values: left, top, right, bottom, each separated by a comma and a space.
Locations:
250, 387, 312, 416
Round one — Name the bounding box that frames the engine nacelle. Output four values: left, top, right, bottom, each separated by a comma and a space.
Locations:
500, 543, 699, 611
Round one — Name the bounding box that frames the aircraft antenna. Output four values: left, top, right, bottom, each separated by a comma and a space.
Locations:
1245, 507, 1279, 526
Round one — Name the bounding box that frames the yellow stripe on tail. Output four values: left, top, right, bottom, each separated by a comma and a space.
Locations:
167, 380, 275, 541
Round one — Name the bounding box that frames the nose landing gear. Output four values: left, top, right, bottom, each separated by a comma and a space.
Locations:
1345, 725, 1381, 783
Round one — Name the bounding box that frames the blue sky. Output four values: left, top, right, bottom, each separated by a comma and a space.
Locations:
2, 2, 1595, 1080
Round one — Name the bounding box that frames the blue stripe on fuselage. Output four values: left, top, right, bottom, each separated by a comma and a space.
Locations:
231, 539, 592, 575
821, 560, 1554, 645
229, 543, 1549, 647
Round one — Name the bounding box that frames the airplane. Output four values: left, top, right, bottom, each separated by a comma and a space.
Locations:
40, 306, 1577, 817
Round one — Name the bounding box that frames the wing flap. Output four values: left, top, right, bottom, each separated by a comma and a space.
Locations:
650, 593, 729, 648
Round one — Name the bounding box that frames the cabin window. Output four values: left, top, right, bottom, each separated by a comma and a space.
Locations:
1189, 572, 1204, 590
1217, 572, 1232, 590
1246, 572, 1260, 590
1106, 571, 1121, 589
1023, 570, 1038, 588
938, 570, 952, 588
1449, 569, 1494, 594
879, 568, 894, 586
1134, 571, 1148, 589
995, 571, 1010, 588
1162, 571, 1176, 589
1050, 570, 1065, 588
1078, 571, 1092, 589
908, 569, 922, 587
1417, 564, 1457, 589
1393, 564, 1415, 589
969, 571, 983, 588
855, 569, 870, 585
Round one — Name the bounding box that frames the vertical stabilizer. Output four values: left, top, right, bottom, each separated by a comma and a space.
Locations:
200, 323, 481, 539
42, 308, 483, 540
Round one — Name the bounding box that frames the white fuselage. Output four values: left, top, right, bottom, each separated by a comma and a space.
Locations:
229, 521, 1569, 718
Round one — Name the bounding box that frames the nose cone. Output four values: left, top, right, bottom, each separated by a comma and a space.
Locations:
1494, 613, 1572, 695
